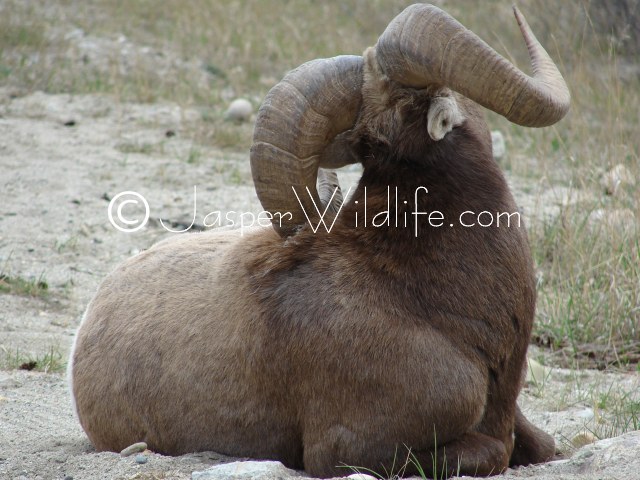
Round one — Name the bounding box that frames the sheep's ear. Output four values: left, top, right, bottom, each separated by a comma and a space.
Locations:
427, 96, 464, 141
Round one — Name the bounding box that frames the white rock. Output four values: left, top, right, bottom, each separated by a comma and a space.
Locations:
192, 460, 301, 480
600, 164, 635, 195
347, 474, 378, 480
493, 431, 640, 478
225, 98, 253, 122
491, 130, 506, 160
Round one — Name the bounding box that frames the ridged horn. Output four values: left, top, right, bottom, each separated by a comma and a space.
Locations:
251, 55, 363, 237
374, 4, 570, 127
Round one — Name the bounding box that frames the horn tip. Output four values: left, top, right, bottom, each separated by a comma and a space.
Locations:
512, 5, 526, 28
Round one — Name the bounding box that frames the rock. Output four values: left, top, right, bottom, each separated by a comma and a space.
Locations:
568, 430, 640, 474
347, 474, 378, 480
119, 441, 147, 457
600, 164, 635, 195
496, 431, 640, 478
225, 98, 253, 122
135, 453, 148, 464
574, 408, 595, 421
491, 130, 506, 160
191, 460, 301, 480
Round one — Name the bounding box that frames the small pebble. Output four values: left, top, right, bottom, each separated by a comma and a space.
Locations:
225, 98, 252, 122
572, 431, 597, 448
120, 441, 147, 457
64, 476, 73, 480
575, 408, 595, 420
135, 454, 148, 464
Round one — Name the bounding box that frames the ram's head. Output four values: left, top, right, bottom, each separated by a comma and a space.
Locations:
250, 4, 570, 237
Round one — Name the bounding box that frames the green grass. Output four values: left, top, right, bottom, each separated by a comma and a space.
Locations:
531, 202, 639, 369
185, 144, 202, 164
0, 273, 49, 298
0, 345, 66, 373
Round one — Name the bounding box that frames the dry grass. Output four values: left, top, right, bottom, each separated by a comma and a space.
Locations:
1, 0, 638, 421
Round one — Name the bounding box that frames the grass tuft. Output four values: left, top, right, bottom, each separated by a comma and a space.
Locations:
0, 273, 49, 298
0, 345, 66, 373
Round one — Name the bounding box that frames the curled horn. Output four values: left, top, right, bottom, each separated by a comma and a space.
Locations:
374, 4, 570, 127
250, 56, 363, 237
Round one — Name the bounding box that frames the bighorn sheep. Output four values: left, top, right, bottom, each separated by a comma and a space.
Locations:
69, 4, 569, 478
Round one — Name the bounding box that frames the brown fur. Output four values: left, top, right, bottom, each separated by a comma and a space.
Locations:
70, 50, 556, 478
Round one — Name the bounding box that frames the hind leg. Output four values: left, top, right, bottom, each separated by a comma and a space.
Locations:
509, 405, 556, 467
410, 431, 510, 478
302, 430, 507, 479
303, 428, 510, 479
